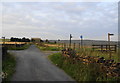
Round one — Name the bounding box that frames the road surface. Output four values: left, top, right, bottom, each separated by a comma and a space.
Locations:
10, 45, 75, 81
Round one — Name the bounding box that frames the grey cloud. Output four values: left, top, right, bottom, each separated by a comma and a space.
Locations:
2, 2, 118, 40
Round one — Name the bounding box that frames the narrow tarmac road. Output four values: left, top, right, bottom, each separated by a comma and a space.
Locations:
10, 45, 75, 81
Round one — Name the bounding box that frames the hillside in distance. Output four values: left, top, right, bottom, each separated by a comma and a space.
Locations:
49, 40, 118, 46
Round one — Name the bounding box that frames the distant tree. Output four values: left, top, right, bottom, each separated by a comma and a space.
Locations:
58, 39, 60, 41
54, 41, 57, 44
10, 37, 14, 41
22, 37, 26, 42
40, 39, 44, 42
18, 38, 21, 42
10, 37, 30, 42
45, 39, 49, 43
31, 39, 35, 42
16, 38, 19, 42
26, 38, 30, 42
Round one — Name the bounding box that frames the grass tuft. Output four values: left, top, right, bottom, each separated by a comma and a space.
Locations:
38, 46, 61, 51
2, 53, 16, 81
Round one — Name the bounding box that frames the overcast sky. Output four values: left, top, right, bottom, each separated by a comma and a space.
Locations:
2, 2, 118, 41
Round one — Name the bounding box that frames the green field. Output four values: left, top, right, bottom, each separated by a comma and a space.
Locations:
0, 39, 10, 42
37, 44, 62, 51
7, 44, 30, 50
37, 42, 119, 62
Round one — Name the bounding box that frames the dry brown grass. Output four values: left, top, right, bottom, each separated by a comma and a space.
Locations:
44, 44, 63, 47
0, 42, 28, 44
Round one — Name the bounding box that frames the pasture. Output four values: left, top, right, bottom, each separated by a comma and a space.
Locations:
46, 41, 119, 81
38, 42, 119, 63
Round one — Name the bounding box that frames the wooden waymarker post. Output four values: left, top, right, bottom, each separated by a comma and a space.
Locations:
108, 33, 114, 59
69, 34, 72, 49
80, 35, 83, 49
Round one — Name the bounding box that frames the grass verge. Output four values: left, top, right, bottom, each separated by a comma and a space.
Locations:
0, 39, 10, 42
37, 45, 61, 51
76, 48, 119, 63
8, 44, 30, 50
48, 53, 119, 82
2, 53, 16, 81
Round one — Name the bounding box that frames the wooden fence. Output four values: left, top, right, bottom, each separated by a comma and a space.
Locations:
61, 43, 117, 53
92, 45, 117, 52
62, 43, 81, 49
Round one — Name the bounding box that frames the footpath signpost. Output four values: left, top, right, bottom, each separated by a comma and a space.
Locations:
69, 34, 72, 49
108, 33, 114, 59
80, 35, 83, 48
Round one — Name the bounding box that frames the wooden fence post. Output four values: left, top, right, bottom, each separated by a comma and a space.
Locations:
73, 43, 75, 50
101, 45, 103, 52
114, 45, 117, 52
106, 45, 108, 52
92, 45, 94, 51
64, 43, 66, 49
79, 43, 80, 50
65, 43, 67, 48
62, 43, 64, 49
